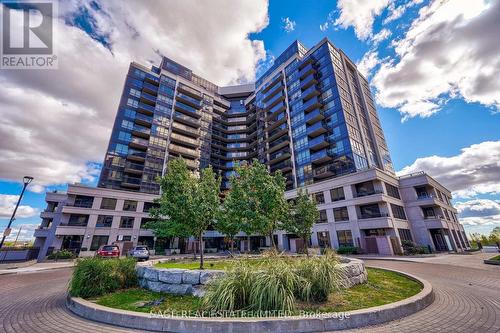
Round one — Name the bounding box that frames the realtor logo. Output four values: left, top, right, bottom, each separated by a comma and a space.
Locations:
1, 1, 58, 69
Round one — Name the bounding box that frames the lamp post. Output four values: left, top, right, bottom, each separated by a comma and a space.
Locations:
0, 176, 34, 249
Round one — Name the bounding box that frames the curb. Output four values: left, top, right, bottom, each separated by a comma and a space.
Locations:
67, 268, 434, 332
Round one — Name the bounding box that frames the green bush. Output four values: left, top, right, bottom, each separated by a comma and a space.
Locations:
47, 249, 76, 260
203, 253, 347, 312
69, 257, 138, 298
336, 246, 359, 255
401, 241, 429, 255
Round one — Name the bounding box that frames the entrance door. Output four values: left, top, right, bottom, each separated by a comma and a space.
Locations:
365, 237, 379, 254
430, 230, 448, 251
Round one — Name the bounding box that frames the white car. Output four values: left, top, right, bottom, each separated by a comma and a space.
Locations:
127, 246, 150, 261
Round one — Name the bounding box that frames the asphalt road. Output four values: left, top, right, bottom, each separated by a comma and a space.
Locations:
1, 255, 499, 333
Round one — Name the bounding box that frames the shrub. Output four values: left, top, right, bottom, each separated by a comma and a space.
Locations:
47, 249, 76, 260
69, 257, 138, 298
203, 253, 348, 312
401, 241, 429, 255
336, 246, 359, 255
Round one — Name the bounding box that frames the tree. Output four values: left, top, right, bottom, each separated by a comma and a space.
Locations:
283, 188, 319, 256
217, 180, 246, 253
233, 160, 290, 249
147, 158, 221, 269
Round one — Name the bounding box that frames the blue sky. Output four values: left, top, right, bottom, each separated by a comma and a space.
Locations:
1, 0, 499, 240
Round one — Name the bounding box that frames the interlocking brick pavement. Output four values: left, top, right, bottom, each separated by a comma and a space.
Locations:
0, 259, 499, 332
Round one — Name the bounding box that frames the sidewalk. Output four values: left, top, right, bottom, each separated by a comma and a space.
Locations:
0, 260, 75, 275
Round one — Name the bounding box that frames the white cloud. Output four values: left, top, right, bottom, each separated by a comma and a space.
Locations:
0, 195, 39, 219
333, 0, 391, 40
372, 0, 500, 119
398, 141, 500, 198
456, 199, 500, 218
371, 28, 391, 45
357, 50, 380, 78
383, 0, 423, 24
0, 0, 269, 190
282, 17, 296, 33
3, 224, 39, 242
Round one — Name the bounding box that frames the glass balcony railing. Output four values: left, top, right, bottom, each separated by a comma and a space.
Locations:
173, 112, 201, 126
124, 162, 144, 172
262, 82, 283, 101
310, 149, 328, 161
176, 93, 203, 108
170, 133, 199, 146
306, 122, 326, 136
304, 109, 323, 123
122, 176, 141, 185
264, 90, 284, 109
178, 83, 202, 99
301, 85, 319, 101
138, 102, 155, 113
134, 113, 152, 124
299, 63, 315, 79
308, 135, 327, 148
132, 124, 151, 136
140, 92, 157, 104
142, 82, 158, 94
269, 101, 285, 114
130, 137, 149, 147
301, 96, 321, 113
300, 74, 317, 89
127, 150, 146, 159
175, 101, 200, 116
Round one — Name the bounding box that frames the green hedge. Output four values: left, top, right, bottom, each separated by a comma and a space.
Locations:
336, 246, 359, 255
47, 249, 76, 260
69, 257, 138, 298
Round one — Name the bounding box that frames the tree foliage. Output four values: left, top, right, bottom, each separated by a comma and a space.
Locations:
283, 188, 319, 255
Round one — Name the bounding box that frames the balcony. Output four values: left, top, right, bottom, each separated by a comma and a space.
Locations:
359, 212, 389, 220
124, 161, 144, 175
300, 74, 318, 90
261, 74, 283, 93
127, 150, 146, 162
129, 137, 149, 150
267, 126, 288, 142
268, 101, 286, 114
302, 96, 322, 113
172, 121, 201, 138
264, 91, 285, 109
175, 101, 201, 118
140, 92, 157, 105
268, 137, 290, 154
134, 113, 152, 127
417, 193, 433, 200
132, 124, 151, 138
266, 116, 287, 132
307, 122, 327, 137
176, 93, 203, 108
173, 112, 201, 128
270, 159, 293, 173
122, 176, 141, 189
144, 74, 160, 86
310, 149, 332, 164
313, 164, 335, 179
169, 144, 200, 159
269, 150, 291, 165
142, 82, 158, 95
301, 85, 320, 102
262, 83, 284, 103
170, 132, 199, 148
308, 135, 329, 151
299, 63, 315, 80
355, 189, 384, 198
304, 108, 324, 125
137, 102, 155, 115
177, 84, 202, 100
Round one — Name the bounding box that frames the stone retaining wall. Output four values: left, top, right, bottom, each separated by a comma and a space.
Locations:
137, 257, 367, 297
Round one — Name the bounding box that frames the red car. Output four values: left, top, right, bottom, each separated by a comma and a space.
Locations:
96, 244, 120, 258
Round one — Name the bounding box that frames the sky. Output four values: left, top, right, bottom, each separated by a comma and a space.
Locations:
1, 0, 499, 241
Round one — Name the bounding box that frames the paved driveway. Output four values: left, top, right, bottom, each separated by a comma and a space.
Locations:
0, 255, 499, 333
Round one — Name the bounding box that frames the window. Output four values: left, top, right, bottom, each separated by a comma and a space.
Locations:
73, 195, 94, 208
120, 216, 135, 228
391, 204, 407, 220
359, 204, 382, 219
337, 230, 353, 247
143, 202, 160, 213
422, 207, 436, 218
68, 214, 89, 226
318, 210, 328, 223
317, 231, 331, 248
330, 187, 345, 201
385, 183, 400, 199
96, 215, 113, 228
100, 198, 117, 210
398, 229, 413, 242
90, 235, 109, 251
333, 207, 349, 221
123, 200, 137, 212
355, 181, 375, 197
314, 192, 325, 204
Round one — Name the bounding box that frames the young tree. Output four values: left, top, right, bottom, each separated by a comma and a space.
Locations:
147, 158, 221, 269
217, 181, 245, 253
233, 160, 290, 249
283, 188, 319, 256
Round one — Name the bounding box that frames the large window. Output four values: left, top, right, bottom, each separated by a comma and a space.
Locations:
96, 215, 113, 228
90, 235, 109, 251
73, 195, 94, 208
422, 207, 436, 218
100, 198, 117, 210
143, 202, 160, 213
391, 204, 407, 220
330, 187, 345, 201
333, 207, 349, 221
337, 230, 353, 247
318, 210, 328, 223
398, 229, 413, 242
317, 231, 331, 248
314, 192, 325, 204
355, 181, 375, 197
120, 216, 135, 228
68, 214, 89, 226
385, 183, 401, 199
123, 200, 137, 212
359, 204, 382, 219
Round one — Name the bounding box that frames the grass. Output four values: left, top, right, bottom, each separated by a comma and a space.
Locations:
91, 267, 422, 315
489, 255, 500, 261
154, 258, 267, 270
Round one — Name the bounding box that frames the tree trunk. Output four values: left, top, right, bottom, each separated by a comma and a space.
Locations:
303, 236, 309, 257
269, 232, 276, 249
199, 232, 204, 270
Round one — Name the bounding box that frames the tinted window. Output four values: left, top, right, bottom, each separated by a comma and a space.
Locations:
103, 245, 118, 251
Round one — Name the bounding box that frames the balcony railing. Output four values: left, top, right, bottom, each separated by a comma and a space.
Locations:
299, 63, 315, 79
302, 96, 321, 113
301, 85, 320, 101
142, 82, 158, 94
175, 101, 201, 118
176, 93, 203, 108
173, 112, 201, 127
300, 74, 317, 90
355, 189, 384, 197
268, 101, 285, 114
304, 109, 324, 124
417, 193, 433, 199
169, 133, 199, 147
138, 102, 155, 114
359, 212, 389, 219
178, 83, 202, 99
306, 122, 327, 137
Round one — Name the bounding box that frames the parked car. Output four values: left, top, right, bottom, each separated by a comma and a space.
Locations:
127, 246, 150, 261
96, 244, 120, 258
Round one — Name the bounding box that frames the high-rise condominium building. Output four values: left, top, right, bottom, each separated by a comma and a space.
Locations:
98, 38, 393, 194
33, 38, 469, 261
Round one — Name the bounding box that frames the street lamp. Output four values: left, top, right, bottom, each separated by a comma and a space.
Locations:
0, 176, 34, 249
